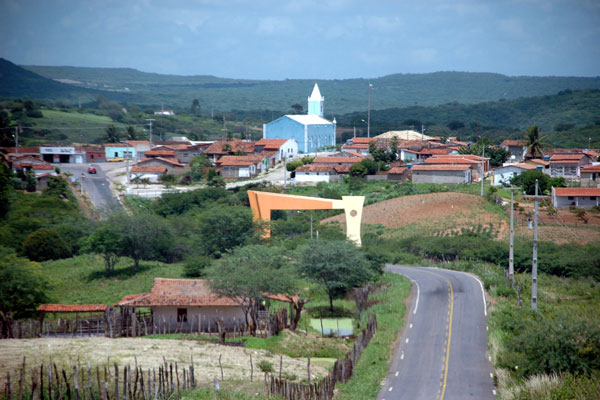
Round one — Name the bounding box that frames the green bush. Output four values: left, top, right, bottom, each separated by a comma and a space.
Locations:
22, 228, 72, 261
183, 254, 212, 277
257, 360, 273, 373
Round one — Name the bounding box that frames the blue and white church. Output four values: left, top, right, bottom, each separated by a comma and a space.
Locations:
263, 84, 336, 153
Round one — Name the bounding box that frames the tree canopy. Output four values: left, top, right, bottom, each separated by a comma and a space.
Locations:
208, 245, 297, 335
296, 240, 373, 311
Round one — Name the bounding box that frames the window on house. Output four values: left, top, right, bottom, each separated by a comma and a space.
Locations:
591, 197, 596, 200
177, 308, 188, 322
568, 196, 574, 200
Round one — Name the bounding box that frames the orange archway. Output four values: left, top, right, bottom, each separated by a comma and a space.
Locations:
247, 190, 365, 246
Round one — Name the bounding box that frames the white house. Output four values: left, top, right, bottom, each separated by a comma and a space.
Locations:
254, 138, 298, 163
492, 163, 538, 186
130, 166, 167, 183
411, 164, 472, 184
552, 187, 600, 209
500, 140, 528, 162
294, 164, 337, 184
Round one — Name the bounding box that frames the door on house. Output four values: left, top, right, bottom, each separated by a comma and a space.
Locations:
177, 308, 188, 322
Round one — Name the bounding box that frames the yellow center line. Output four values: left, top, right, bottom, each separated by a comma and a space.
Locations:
441, 278, 454, 400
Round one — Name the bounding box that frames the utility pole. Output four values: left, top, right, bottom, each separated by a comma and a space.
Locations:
532, 179, 539, 310
283, 156, 287, 188
480, 144, 485, 196
310, 214, 314, 239
14, 126, 19, 154
509, 188, 514, 286
145, 119, 155, 146
367, 83, 372, 138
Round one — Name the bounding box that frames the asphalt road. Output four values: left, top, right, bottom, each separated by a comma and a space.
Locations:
379, 265, 496, 400
57, 163, 121, 212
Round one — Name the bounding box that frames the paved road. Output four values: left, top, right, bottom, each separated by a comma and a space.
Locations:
379, 265, 495, 400
57, 163, 121, 212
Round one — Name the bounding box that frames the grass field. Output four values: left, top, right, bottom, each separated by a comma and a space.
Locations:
42, 254, 185, 305
22, 109, 127, 144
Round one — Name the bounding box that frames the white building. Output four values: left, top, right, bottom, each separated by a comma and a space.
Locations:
552, 187, 600, 209
492, 163, 538, 186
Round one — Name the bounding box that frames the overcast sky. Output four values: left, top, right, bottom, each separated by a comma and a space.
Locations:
1, 0, 599, 80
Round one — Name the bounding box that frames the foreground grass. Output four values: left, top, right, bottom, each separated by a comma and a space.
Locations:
43, 254, 185, 304
335, 272, 411, 400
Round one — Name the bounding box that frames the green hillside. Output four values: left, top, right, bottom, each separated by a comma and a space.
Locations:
21, 63, 600, 113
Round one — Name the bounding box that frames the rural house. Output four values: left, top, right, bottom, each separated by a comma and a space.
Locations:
254, 138, 298, 164
411, 164, 472, 184
580, 165, 600, 188
492, 163, 538, 186
549, 153, 594, 178
294, 164, 338, 184
551, 187, 600, 209
500, 140, 528, 162
118, 278, 245, 332
130, 166, 167, 183
217, 155, 265, 179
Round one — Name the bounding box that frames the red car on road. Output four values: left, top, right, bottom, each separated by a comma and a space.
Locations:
88, 166, 97, 174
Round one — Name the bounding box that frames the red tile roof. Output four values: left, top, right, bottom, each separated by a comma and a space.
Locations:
146, 150, 176, 157
37, 304, 108, 313
118, 278, 240, 307
341, 150, 365, 158
343, 143, 370, 149
131, 166, 167, 173
412, 164, 471, 171
528, 159, 549, 166
217, 155, 264, 167
581, 165, 600, 173
388, 167, 408, 174
256, 139, 288, 149
425, 157, 478, 165
332, 165, 351, 173
352, 137, 376, 144
296, 164, 335, 173
313, 157, 362, 164
137, 157, 184, 167
511, 163, 538, 170
32, 164, 54, 170
554, 188, 600, 197
204, 139, 255, 155
550, 153, 585, 161
126, 141, 151, 146
501, 140, 528, 147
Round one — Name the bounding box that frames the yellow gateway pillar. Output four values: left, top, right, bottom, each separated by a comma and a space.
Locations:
247, 190, 365, 246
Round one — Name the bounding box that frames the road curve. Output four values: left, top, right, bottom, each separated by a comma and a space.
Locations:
379, 265, 495, 400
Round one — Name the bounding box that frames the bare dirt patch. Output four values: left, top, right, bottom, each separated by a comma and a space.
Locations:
323, 192, 508, 238
0, 337, 327, 383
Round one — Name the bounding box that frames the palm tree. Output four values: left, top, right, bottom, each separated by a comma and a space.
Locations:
524, 125, 545, 159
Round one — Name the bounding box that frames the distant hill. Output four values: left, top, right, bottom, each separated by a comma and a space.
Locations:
340, 89, 600, 132
21, 63, 600, 113
0, 58, 96, 102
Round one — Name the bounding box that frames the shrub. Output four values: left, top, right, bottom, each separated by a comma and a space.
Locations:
257, 360, 273, 373
183, 255, 212, 277
23, 228, 72, 261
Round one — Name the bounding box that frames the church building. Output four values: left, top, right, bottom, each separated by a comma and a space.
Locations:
263, 84, 336, 153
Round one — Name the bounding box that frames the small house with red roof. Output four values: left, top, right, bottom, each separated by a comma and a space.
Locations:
130, 166, 168, 183
387, 166, 410, 182
294, 164, 339, 184
255, 138, 298, 163
500, 140, 529, 162
492, 163, 538, 186
552, 187, 600, 209
549, 153, 594, 178
580, 165, 600, 188
217, 155, 265, 179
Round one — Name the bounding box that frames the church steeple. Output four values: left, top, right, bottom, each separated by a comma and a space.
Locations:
307, 83, 324, 117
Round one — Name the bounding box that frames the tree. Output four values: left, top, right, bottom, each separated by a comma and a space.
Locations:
208, 245, 297, 336
0, 247, 49, 337
198, 205, 255, 257
290, 104, 304, 114
23, 228, 72, 262
25, 169, 37, 192
459, 142, 511, 168
524, 125, 545, 159
296, 240, 373, 311
0, 163, 13, 218
510, 170, 549, 195
44, 176, 71, 199
190, 99, 201, 116
105, 124, 121, 143
88, 212, 173, 272
349, 163, 368, 177
207, 175, 225, 187
126, 125, 137, 140
447, 120, 465, 130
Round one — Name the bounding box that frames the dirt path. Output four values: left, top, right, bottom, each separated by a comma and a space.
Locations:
0, 337, 327, 383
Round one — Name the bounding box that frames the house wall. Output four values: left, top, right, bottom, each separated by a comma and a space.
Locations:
504, 145, 527, 162
104, 147, 136, 160
175, 149, 201, 164
412, 169, 470, 184
387, 173, 408, 182
553, 194, 600, 208
295, 171, 331, 183
492, 166, 530, 186
131, 172, 163, 183
400, 150, 418, 162
152, 306, 246, 331
550, 163, 578, 178
581, 172, 600, 188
